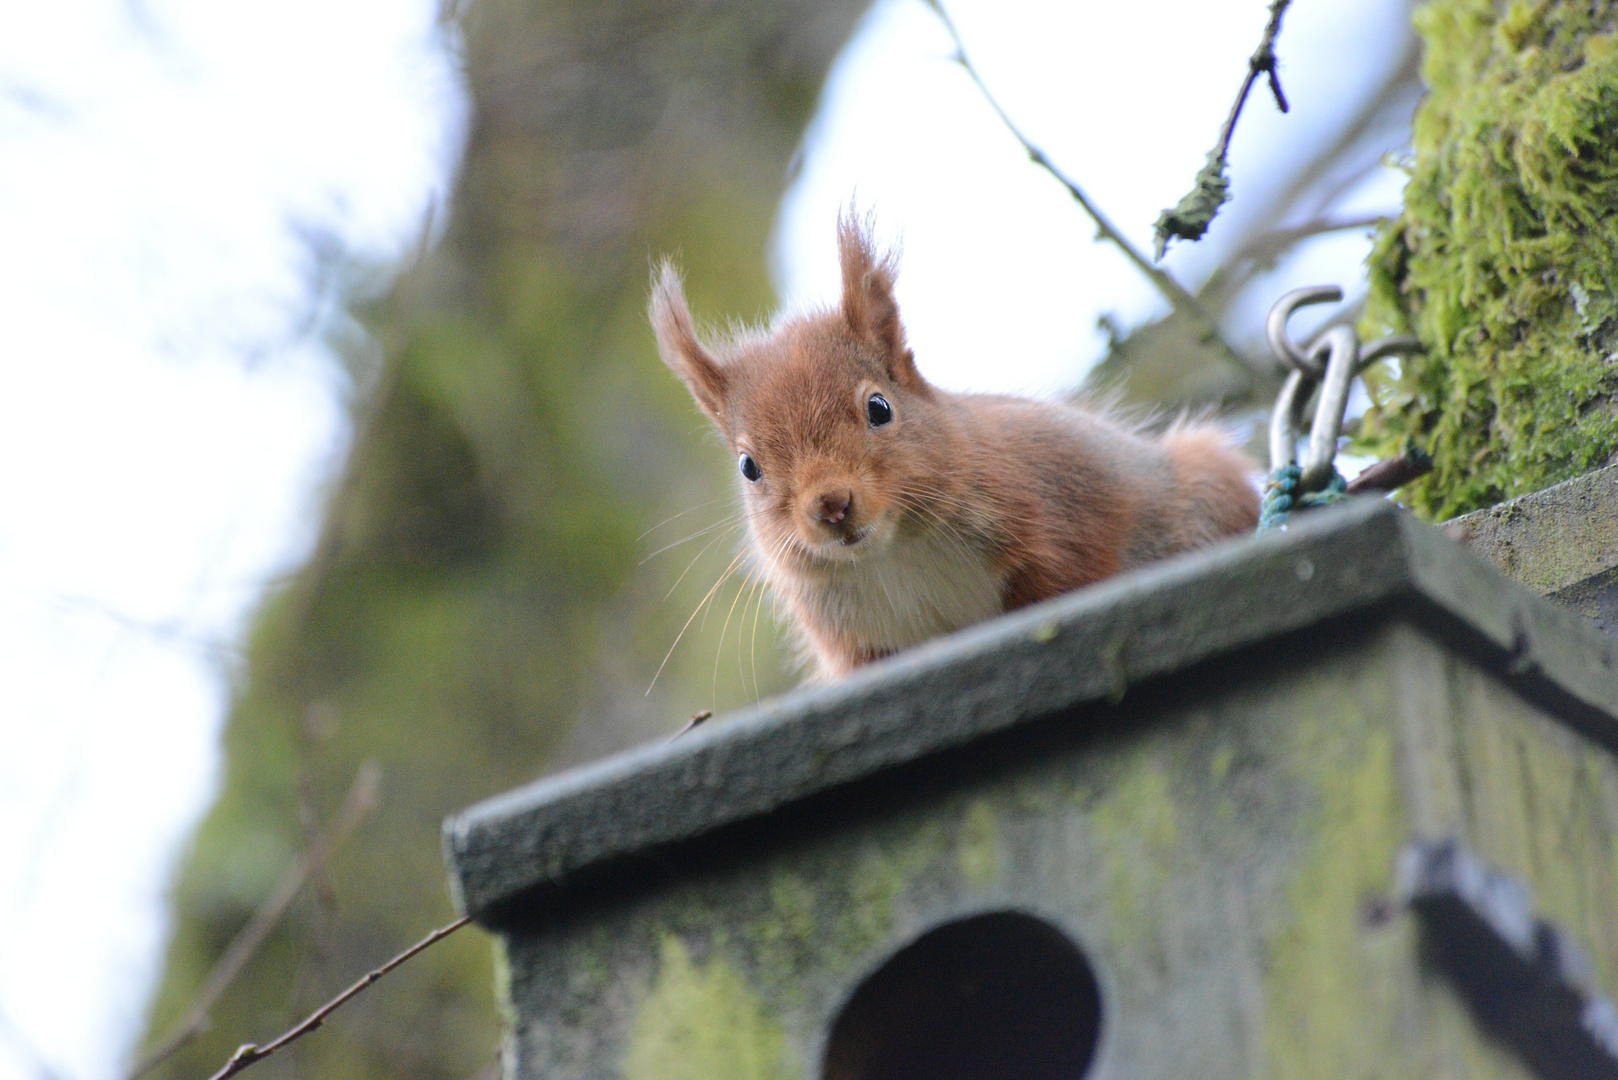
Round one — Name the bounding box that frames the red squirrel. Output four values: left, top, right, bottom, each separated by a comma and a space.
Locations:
651, 213, 1259, 679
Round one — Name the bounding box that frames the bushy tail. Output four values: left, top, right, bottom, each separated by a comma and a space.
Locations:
1159, 420, 1261, 543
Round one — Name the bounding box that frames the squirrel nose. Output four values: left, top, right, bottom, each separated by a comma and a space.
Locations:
813, 489, 853, 527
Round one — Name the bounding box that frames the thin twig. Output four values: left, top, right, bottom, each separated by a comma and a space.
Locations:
921, 0, 1263, 380
1199, 214, 1388, 302
1252, 28, 1421, 236
1217, 0, 1294, 155
1190, 25, 1420, 314
665, 709, 713, 744
1154, 0, 1293, 256
288, 740, 339, 1025
205, 915, 472, 1080
128, 764, 382, 1079
1345, 450, 1433, 494
44, 594, 242, 663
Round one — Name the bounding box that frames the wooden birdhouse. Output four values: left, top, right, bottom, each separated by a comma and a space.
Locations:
444, 489, 1618, 1079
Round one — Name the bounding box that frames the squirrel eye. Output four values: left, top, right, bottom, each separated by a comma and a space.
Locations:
866, 393, 893, 427
739, 452, 762, 483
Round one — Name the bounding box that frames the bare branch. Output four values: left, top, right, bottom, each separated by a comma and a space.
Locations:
1199, 27, 1422, 311
1346, 449, 1433, 494
1233, 214, 1389, 266
665, 709, 714, 743
128, 763, 382, 1079
922, 0, 1265, 380
204, 915, 472, 1080
1198, 215, 1387, 303
1270, 33, 1421, 229
1154, 0, 1293, 257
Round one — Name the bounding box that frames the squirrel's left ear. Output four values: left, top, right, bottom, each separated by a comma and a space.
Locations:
837, 210, 925, 392
650, 260, 728, 424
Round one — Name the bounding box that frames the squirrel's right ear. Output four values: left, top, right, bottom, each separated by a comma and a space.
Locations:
837, 211, 925, 393
650, 261, 727, 424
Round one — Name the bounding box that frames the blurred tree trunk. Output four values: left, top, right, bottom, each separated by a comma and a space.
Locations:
1361, 0, 1618, 519
138, 1, 870, 1076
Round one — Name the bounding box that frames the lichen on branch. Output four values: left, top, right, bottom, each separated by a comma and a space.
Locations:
1359, 0, 1618, 519
1153, 0, 1292, 258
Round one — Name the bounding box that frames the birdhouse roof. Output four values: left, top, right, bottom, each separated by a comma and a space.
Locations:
444, 498, 1618, 926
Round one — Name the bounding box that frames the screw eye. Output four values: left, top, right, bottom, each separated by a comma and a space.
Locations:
739, 453, 762, 482
866, 394, 893, 427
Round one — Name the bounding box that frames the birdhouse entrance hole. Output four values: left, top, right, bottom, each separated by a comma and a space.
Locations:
821, 911, 1103, 1080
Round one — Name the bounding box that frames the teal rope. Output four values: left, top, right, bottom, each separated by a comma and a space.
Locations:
1259, 464, 1347, 530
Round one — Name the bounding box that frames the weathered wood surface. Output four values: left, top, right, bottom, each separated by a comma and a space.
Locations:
1451, 464, 1618, 594
445, 499, 1618, 921
443, 499, 1618, 1078
1452, 464, 1618, 638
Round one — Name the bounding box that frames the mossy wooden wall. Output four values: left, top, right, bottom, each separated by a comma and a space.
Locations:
497, 621, 1618, 1079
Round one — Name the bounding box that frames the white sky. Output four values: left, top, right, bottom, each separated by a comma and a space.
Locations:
0, 1, 464, 1077
0, 0, 1411, 1076
776, 0, 1412, 396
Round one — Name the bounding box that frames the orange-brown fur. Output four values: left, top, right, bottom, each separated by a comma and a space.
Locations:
650, 213, 1259, 679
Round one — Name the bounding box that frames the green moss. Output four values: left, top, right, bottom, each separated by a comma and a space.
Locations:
490, 936, 518, 1033
747, 870, 818, 984
1264, 729, 1406, 1077
625, 937, 797, 1080
1090, 758, 1180, 950
739, 819, 947, 1003
1360, 0, 1618, 518
836, 827, 942, 957
957, 801, 1003, 890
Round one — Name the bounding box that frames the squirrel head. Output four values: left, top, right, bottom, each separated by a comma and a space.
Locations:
650, 212, 939, 567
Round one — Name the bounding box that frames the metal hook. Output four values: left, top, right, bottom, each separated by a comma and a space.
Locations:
1265, 287, 1424, 490
1265, 285, 1342, 379
1268, 368, 1316, 477
1300, 325, 1360, 489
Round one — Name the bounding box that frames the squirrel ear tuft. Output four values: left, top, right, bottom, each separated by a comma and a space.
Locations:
837, 209, 923, 391
650, 260, 727, 424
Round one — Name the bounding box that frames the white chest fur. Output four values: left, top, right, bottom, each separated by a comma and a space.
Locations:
793, 522, 1005, 653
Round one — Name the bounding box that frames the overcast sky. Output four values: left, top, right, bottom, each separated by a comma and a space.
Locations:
776, 0, 1412, 396
0, 1, 464, 1076
0, 0, 1412, 1076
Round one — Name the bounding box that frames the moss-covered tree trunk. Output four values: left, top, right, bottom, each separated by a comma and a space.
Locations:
136, 2, 870, 1077
1363, 0, 1618, 519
